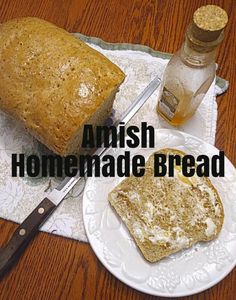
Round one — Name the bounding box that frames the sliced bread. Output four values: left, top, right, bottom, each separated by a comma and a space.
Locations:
108, 148, 224, 262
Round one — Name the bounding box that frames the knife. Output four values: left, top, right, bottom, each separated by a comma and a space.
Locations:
0, 75, 161, 278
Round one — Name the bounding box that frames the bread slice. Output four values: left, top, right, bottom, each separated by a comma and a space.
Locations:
108, 148, 224, 262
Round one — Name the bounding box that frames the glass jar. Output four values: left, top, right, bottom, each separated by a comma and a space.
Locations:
157, 5, 228, 126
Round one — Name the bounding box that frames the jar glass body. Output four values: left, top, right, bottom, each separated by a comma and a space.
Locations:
157, 41, 216, 126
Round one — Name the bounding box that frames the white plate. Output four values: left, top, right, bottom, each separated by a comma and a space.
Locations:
82, 129, 236, 297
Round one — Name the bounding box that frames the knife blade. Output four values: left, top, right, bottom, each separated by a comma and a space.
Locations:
0, 75, 161, 278
49, 75, 161, 205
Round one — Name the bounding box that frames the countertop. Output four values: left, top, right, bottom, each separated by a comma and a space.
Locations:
0, 0, 235, 299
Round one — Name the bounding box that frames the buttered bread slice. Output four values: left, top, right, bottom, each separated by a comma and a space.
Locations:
108, 148, 224, 262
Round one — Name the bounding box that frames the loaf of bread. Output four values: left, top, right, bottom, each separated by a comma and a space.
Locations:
0, 17, 125, 155
109, 148, 224, 262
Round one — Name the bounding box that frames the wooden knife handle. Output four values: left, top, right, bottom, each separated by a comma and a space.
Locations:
0, 197, 55, 279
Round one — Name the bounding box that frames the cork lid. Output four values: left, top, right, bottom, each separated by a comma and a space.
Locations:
191, 5, 228, 42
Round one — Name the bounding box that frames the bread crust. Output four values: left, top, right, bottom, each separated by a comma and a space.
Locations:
0, 17, 125, 155
109, 148, 224, 262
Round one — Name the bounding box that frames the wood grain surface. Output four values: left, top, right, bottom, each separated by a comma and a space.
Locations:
0, 0, 235, 299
